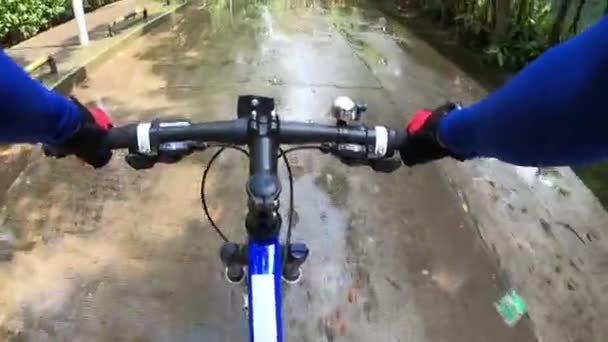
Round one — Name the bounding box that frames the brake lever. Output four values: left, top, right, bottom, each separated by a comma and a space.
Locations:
320, 143, 366, 166
125, 154, 157, 170
321, 143, 401, 172
42, 144, 69, 158
126, 141, 208, 170
369, 157, 401, 173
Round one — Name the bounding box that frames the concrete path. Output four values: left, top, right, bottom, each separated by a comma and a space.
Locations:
0, 1, 541, 341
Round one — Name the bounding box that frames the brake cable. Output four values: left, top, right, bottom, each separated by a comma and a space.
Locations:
200, 145, 301, 246
200, 145, 249, 243
279, 145, 322, 156
279, 147, 295, 267
201, 145, 319, 273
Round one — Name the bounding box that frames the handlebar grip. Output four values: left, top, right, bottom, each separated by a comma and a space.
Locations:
106, 124, 138, 149
388, 129, 407, 153
42, 125, 136, 161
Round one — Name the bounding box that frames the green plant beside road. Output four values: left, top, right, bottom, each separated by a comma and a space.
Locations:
0, 0, 120, 47
402, 0, 606, 69
0, 0, 69, 45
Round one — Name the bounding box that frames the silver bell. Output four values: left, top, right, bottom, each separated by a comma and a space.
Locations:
331, 96, 364, 123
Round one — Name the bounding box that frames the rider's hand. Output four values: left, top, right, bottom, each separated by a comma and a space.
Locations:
400, 103, 464, 166
45, 97, 113, 168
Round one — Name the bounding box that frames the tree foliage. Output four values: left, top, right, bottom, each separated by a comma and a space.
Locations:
0, 0, 118, 46
0, 0, 69, 45
408, 0, 603, 69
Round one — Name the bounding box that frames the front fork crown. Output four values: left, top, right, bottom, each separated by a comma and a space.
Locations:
220, 242, 309, 283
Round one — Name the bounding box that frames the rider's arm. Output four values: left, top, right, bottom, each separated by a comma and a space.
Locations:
438, 16, 608, 166
0, 50, 80, 144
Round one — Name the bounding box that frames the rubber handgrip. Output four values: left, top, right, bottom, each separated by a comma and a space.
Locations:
105, 124, 138, 149
388, 129, 407, 152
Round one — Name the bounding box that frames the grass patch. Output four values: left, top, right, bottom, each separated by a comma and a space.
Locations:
574, 162, 608, 210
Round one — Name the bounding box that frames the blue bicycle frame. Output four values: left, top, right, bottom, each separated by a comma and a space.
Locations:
248, 239, 283, 342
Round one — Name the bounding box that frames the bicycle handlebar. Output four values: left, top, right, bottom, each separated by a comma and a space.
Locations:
105, 118, 406, 157
43, 95, 408, 241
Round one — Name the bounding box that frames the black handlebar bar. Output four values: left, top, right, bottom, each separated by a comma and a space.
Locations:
105, 118, 406, 154
105, 119, 250, 150
44, 117, 407, 173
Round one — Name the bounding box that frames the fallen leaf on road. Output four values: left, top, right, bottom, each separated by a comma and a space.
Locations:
210, 206, 224, 223
324, 309, 346, 339
347, 287, 358, 304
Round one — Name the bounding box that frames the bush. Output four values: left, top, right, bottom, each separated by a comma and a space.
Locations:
483, 1, 552, 69
409, 0, 603, 70
0, 0, 121, 46
0, 0, 70, 45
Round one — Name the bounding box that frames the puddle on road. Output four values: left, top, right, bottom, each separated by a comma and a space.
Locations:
284, 172, 384, 339
336, 25, 389, 67
325, 0, 464, 88
327, 5, 391, 70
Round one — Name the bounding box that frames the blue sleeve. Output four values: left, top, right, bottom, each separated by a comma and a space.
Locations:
438, 16, 608, 167
0, 50, 80, 145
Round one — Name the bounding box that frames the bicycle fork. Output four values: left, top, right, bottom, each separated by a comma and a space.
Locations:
220, 242, 309, 283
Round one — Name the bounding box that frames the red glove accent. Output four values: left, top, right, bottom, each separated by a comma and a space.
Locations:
61, 98, 113, 168
400, 103, 463, 166
88, 108, 113, 131
406, 109, 432, 134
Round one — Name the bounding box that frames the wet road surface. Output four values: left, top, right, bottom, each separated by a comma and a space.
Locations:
0, 1, 537, 341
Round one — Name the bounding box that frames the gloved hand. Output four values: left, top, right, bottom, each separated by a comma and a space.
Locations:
400, 103, 464, 166
44, 97, 113, 168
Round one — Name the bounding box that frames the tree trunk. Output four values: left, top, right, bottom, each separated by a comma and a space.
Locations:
483, 0, 493, 28
568, 0, 586, 35
441, 0, 458, 28
490, 0, 497, 29
549, 0, 571, 44
493, 0, 511, 42
458, 0, 468, 13
517, 0, 528, 26
464, 0, 473, 14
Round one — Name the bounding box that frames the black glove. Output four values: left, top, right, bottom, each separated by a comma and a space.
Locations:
44, 97, 113, 168
400, 103, 464, 166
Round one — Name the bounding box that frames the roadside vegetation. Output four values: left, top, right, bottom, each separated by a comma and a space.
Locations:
0, 0, 118, 47
397, 0, 606, 69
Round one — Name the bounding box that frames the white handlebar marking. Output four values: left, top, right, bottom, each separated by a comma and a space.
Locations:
137, 123, 152, 154
374, 126, 388, 157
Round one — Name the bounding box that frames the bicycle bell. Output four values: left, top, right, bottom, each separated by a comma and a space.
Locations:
331, 96, 367, 125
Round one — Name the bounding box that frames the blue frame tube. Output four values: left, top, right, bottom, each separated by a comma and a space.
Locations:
248, 238, 283, 342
